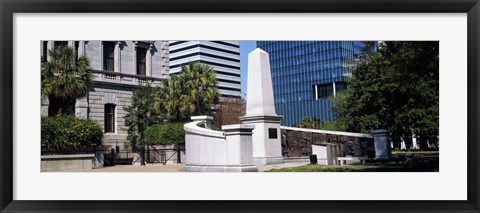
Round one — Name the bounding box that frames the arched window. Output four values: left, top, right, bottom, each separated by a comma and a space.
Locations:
104, 104, 116, 133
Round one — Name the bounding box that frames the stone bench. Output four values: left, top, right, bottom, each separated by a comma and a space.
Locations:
337, 156, 367, 165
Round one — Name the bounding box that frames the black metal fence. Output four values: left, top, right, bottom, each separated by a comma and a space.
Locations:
41, 144, 185, 167
144, 145, 185, 165
103, 149, 136, 166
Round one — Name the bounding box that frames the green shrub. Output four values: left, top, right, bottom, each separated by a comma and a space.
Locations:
41, 116, 103, 152
143, 123, 185, 145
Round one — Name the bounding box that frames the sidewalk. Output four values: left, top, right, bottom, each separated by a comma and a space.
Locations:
88, 164, 183, 172
78, 162, 309, 172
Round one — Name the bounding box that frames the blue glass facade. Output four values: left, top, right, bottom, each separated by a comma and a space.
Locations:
256, 41, 369, 126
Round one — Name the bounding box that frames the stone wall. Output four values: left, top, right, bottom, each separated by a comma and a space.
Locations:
184, 116, 257, 172
281, 127, 374, 158
41, 154, 95, 172
86, 84, 133, 147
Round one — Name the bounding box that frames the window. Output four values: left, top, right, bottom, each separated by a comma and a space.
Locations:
312, 82, 346, 100
54, 41, 68, 48
75, 41, 80, 62
314, 83, 334, 100
42, 41, 48, 61
136, 47, 147, 76
103, 42, 115, 71
318, 84, 333, 99
104, 104, 115, 133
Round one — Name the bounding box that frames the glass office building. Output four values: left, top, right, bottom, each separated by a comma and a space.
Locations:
256, 41, 370, 126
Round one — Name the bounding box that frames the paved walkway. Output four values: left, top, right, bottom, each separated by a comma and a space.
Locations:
79, 162, 309, 172
88, 164, 184, 172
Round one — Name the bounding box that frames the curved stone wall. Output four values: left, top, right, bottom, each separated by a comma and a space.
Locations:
184, 116, 257, 172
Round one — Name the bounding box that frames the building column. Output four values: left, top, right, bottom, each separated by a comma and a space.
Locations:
100, 41, 104, 70
78, 41, 86, 57
75, 96, 89, 119
146, 43, 153, 76
114, 41, 122, 73
47, 41, 54, 62
133, 44, 137, 75
161, 41, 169, 76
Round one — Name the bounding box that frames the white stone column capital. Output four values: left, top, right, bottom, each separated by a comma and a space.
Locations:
191, 115, 214, 129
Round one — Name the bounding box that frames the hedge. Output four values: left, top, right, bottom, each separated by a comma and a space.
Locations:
41, 116, 103, 152
143, 123, 185, 145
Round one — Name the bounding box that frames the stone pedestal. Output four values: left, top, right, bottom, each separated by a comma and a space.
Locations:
240, 115, 284, 165
372, 129, 391, 160
222, 124, 258, 172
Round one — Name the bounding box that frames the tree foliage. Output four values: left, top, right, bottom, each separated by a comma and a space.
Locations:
143, 123, 185, 145
297, 117, 321, 129
156, 63, 219, 122
332, 41, 439, 150
41, 116, 103, 152
124, 63, 220, 148
41, 46, 93, 116
123, 85, 162, 148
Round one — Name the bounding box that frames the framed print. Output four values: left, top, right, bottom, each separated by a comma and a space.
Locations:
1, 0, 479, 212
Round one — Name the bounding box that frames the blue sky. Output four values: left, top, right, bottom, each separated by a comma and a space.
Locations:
239, 41, 257, 97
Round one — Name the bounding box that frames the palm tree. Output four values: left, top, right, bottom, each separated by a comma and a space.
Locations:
157, 75, 184, 121
298, 117, 320, 129
41, 46, 93, 116
179, 63, 219, 117
155, 62, 219, 122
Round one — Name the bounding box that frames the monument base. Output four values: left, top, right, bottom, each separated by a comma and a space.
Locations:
184, 164, 258, 172
254, 157, 285, 165
240, 115, 284, 166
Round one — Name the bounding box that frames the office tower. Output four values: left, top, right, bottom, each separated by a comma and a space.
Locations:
169, 41, 241, 98
256, 41, 371, 126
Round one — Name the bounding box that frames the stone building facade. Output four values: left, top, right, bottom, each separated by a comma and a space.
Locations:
41, 41, 169, 148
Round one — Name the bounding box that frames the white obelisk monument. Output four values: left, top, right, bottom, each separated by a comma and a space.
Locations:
240, 48, 284, 165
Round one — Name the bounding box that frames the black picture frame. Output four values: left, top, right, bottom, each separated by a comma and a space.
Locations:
1, 0, 479, 212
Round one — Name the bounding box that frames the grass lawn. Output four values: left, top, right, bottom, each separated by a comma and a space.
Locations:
266, 159, 439, 172
391, 150, 439, 156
